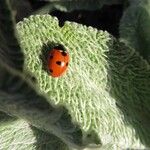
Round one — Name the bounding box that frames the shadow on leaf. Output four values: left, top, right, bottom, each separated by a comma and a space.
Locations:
0, 111, 17, 125
30, 126, 69, 150
107, 40, 150, 147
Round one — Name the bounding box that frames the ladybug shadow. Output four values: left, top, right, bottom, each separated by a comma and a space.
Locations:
39, 42, 66, 74
30, 125, 68, 149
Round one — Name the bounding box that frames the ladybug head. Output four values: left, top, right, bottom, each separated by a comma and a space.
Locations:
53, 44, 66, 52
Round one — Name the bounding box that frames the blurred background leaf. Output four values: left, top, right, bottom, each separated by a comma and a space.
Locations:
9, 0, 125, 37
119, 0, 150, 63
31, 0, 124, 13
0, 0, 24, 71
10, 0, 33, 22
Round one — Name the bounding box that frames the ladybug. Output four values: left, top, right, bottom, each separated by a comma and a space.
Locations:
47, 48, 69, 77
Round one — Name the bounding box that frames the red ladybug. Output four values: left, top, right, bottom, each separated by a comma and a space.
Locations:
48, 48, 69, 77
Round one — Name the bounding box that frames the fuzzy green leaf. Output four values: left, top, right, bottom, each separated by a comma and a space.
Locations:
16, 14, 150, 149
119, 0, 150, 62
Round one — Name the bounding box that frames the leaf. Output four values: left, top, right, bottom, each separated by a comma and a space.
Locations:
0, 59, 100, 149
0, 0, 24, 71
119, 0, 150, 62
0, 119, 69, 150
33, 0, 123, 14
0, 0, 22, 141
17, 14, 150, 149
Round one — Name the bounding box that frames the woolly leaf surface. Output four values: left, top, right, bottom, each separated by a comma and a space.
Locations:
16, 14, 150, 149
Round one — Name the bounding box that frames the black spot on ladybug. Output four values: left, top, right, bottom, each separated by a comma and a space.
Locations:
56, 61, 61, 65
66, 62, 68, 66
50, 55, 53, 59
61, 51, 67, 56
50, 69, 53, 73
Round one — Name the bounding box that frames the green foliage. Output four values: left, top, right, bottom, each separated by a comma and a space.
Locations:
1, 0, 150, 149
119, 0, 150, 62
17, 14, 150, 149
